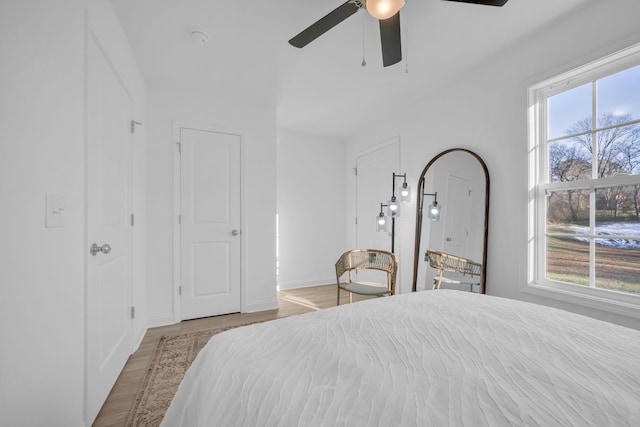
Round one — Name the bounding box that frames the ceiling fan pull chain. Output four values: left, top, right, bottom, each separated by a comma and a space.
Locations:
361, 10, 367, 67
405, 19, 408, 74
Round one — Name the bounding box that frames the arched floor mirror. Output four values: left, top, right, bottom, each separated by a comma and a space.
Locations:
411, 149, 490, 293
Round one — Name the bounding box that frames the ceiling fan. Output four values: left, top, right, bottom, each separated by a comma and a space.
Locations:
288, 0, 509, 67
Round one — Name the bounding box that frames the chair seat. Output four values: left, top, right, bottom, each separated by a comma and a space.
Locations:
335, 249, 397, 305
436, 274, 480, 286
338, 281, 390, 295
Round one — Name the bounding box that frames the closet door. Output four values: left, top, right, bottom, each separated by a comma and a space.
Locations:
178, 127, 242, 320
355, 140, 398, 282
356, 141, 398, 251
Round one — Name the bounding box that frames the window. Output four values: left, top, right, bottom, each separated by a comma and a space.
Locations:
528, 44, 640, 314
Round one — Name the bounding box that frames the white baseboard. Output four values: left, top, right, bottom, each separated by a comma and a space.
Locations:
133, 326, 147, 351
277, 278, 334, 291
244, 299, 279, 313
147, 314, 175, 328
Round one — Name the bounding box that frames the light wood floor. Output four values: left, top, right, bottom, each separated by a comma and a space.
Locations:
92, 284, 373, 426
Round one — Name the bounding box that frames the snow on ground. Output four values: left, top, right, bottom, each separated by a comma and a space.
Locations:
566, 222, 640, 248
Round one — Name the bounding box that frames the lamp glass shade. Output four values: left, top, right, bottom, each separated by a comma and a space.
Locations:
388, 198, 400, 218
428, 201, 441, 221
376, 213, 388, 232
399, 183, 411, 203
366, 0, 405, 20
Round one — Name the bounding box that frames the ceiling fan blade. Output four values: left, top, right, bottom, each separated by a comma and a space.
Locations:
288, 1, 361, 48
379, 12, 402, 67
442, 0, 509, 6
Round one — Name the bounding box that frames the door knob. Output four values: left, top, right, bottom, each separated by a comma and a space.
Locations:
446, 237, 452, 242
231, 230, 240, 236
90, 243, 112, 256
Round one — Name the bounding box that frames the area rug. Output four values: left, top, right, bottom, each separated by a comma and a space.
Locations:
125, 323, 258, 427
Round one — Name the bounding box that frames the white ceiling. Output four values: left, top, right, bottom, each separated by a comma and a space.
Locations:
111, 0, 590, 138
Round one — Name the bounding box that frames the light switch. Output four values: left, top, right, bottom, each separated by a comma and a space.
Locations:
45, 193, 64, 228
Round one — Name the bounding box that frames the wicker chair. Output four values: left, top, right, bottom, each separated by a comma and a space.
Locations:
335, 249, 398, 305
425, 249, 482, 291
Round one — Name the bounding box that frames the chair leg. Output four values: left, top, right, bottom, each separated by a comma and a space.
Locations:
349, 292, 353, 304
337, 286, 341, 306
434, 271, 443, 290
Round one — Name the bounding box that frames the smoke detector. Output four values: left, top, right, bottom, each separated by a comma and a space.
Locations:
190, 29, 210, 46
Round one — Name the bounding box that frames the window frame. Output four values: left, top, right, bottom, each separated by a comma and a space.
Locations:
527, 42, 640, 318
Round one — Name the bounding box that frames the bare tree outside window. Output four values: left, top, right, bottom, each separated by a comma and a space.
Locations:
546, 112, 640, 294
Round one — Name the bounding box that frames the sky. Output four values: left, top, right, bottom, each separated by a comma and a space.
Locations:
548, 64, 640, 140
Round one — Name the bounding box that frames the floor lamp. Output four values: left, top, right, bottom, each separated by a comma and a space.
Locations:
377, 172, 410, 253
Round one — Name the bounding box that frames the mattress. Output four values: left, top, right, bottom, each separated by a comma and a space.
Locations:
162, 290, 640, 426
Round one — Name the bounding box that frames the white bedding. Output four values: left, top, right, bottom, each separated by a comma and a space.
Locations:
162, 290, 640, 426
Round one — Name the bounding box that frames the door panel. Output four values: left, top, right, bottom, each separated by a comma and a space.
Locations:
86, 34, 133, 423
442, 174, 471, 256
355, 142, 397, 283
180, 128, 241, 320
356, 143, 397, 251
193, 242, 230, 296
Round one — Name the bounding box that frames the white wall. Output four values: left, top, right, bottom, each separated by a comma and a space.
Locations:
146, 86, 278, 326
346, 0, 640, 329
277, 130, 347, 290
0, 1, 146, 425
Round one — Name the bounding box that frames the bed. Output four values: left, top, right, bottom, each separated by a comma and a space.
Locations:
162, 290, 640, 426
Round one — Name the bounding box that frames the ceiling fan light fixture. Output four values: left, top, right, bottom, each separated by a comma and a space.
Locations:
366, 0, 405, 20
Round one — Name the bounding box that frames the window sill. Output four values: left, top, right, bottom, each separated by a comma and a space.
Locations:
523, 281, 640, 320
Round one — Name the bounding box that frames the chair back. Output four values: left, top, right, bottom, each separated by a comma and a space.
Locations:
426, 250, 481, 277
336, 249, 398, 292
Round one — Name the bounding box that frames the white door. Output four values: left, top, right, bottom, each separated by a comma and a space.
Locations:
355, 142, 398, 284
356, 142, 398, 252
179, 127, 241, 320
442, 173, 472, 257
86, 35, 133, 423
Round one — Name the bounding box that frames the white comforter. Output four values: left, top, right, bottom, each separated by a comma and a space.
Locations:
162, 291, 640, 426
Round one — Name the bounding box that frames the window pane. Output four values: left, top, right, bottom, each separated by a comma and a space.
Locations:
597, 65, 640, 127
546, 236, 589, 286
595, 185, 640, 230
548, 83, 592, 140
548, 140, 592, 182
547, 189, 590, 232
595, 239, 640, 294
595, 122, 640, 177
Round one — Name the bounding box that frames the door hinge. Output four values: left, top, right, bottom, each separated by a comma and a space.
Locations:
355, 217, 358, 225
354, 167, 357, 176
130, 120, 142, 134
178, 286, 182, 296
130, 213, 134, 226
178, 214, 181, 225
130, 306, 136, 319
176, 142, 182, 154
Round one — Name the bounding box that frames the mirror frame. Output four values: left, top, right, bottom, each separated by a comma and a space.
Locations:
411, 148, 490, 293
